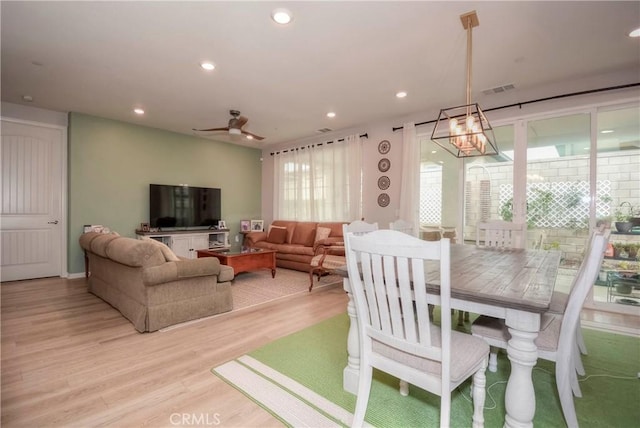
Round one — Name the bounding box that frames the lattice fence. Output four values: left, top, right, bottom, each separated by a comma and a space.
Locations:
420, 167, 442, 223
499, 180, 612, 228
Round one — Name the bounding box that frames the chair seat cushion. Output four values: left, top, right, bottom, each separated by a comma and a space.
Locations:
471, 313, 561, 353
372, 325, 489, 383
548, 290, 569, 314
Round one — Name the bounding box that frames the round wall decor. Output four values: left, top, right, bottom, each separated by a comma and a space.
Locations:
377, 175, 390, 190
377, 193, 390, 207
378, 140, 391, 154
378, 158, 391, 172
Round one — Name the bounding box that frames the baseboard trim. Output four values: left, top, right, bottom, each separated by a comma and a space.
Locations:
67, 272, 85, 280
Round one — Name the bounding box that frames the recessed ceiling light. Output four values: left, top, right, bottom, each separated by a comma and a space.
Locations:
326, 112, 336, 118
396, 91, 408, 98
271, 8, 292, 25
431, 150, 437, 154
200, 62, 215, 71
134, 108, 145, 115
246, 135, 254, 140
629, 28, 640, 37
600, 129, 614, 134
22, 95, 33, 102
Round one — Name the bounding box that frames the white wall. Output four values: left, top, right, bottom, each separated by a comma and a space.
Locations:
261, 69, 640, 227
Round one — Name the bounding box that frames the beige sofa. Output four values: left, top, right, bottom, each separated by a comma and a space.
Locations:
80, 232, 234, 332
244, 220, 347, 272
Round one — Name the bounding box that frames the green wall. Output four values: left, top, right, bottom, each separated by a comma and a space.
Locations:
68, 113, 262, 274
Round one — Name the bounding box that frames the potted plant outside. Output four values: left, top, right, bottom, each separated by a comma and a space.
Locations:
628, 242, 639, 260
612, 242, 626, 259
630, 207, 640, 228
614, 203, 634, 233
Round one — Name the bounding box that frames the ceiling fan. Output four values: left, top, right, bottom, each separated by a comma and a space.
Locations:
193, 110, 265, 140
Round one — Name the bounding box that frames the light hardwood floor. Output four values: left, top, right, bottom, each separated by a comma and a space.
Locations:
2, 276, 638, 427
1, 276, 347, 427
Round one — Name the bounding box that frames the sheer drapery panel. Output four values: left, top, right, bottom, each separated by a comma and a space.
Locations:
273, 135, 363, 221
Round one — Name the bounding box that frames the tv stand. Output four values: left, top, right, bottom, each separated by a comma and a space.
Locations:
135, 229, 230, 259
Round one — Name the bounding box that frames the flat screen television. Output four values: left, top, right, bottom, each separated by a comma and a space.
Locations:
149, 184, 221, 229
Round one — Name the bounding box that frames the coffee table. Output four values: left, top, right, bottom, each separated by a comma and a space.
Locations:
197, 246, 277, 278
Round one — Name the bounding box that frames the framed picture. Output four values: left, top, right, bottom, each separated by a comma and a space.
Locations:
240, 220, 251, 232
218, 220, 227, 229
251, 219, 264, 231
140, 222, 150, 232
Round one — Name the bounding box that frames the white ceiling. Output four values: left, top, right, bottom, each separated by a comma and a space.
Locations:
2, 1, 639, 148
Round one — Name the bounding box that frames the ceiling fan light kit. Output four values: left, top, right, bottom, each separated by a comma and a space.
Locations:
193, 109, 265, 141
431, 10, 498, 158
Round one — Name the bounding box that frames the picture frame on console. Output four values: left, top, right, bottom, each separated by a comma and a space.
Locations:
251, 220, 264, 231
218, 220, 227, 230
240, 220, 250, 232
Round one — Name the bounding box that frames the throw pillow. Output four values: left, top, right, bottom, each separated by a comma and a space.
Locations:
266, 226, 288, 244
315, 226, 332, 242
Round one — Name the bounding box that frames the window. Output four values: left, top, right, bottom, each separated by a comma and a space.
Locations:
419, 137, 461, 228
592, 105, 640, 308
463, 125, 515, 243
273, 136, 363, 221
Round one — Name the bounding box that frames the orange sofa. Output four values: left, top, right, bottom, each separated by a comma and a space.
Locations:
243, 220, 347, 272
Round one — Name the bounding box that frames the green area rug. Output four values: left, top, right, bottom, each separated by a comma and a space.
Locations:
213, 313, 640, 427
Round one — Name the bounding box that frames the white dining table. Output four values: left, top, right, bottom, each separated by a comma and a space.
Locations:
336, 244, 562, 428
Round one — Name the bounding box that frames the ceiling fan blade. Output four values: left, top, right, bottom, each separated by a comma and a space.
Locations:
241, 130, 265, 141
235, 116, 249, 128
193, 127, 230, 132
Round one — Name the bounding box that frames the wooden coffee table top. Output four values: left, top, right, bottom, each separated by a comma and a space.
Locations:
197, 247, 277, 277
203, 246, 275, 257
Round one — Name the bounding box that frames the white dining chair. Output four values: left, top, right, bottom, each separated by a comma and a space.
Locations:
419, 225, 465, 325
309, 220, 378, 291
545, 225, 610, 379
345, 229, 489, 428
345, 220, 379, 236
389, 219, 414, 235
467, 220, 527, 327
471, 229, 609, 428
476, 220, 527, 249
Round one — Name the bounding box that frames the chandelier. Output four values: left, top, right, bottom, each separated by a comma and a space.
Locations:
431, 11, 498, 158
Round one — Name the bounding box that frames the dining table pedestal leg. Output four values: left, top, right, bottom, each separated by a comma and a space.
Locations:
343, 278, 360, 394
503, 310, 540, 428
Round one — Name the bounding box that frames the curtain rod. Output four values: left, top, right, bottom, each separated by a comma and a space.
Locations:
269, 133, 368, 156
391, 82, 640, 132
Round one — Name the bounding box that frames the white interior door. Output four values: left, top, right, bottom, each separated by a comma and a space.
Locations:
1, 119, 65, 282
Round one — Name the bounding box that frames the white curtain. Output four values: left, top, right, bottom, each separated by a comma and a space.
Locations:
399, 122, 420, 236
273, 134, 363, 221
